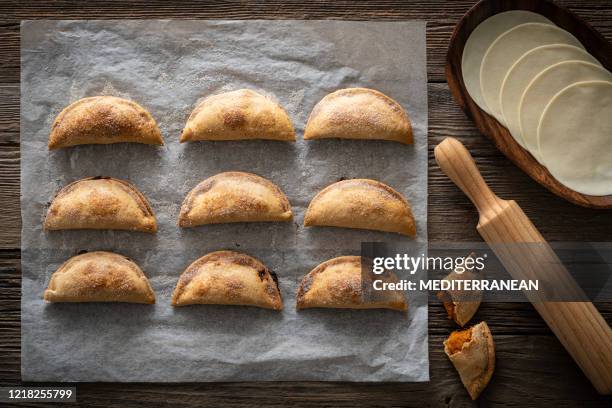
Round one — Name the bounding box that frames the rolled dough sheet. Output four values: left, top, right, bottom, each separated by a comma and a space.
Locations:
480, 22, 583, 125
461, 10, 551, 114
500, 44, 598, 148
538, 80, 612, 196
520, 61, 612, 162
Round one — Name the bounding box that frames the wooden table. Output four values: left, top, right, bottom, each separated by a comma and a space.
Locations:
1, 1, 611, 406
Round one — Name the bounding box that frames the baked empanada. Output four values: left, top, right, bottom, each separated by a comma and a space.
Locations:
180, 89, 295, 142
304, 88, 413, 144
437, 253, 483, 327
172, 250, 282, 310
44, 177, 157, 233
44, 251, 155, 304
444, 321, 495, 400
48, 96, 163, 149
304, 179, 416, 236
178, 172, 292, 227
296, 256, 407, 311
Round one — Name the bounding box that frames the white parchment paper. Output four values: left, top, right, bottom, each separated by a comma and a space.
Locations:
20, 20, 428, 382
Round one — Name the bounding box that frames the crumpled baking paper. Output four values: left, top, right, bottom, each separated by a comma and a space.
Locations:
20, 19, 428, 381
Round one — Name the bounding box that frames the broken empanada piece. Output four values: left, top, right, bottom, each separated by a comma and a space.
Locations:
444, 321, 495, 400
437, 253, 483, 327
48, 96, 163, 149
172, 250, 282, 310
178, 172, 292, 227
180, 89, 295, 142
304, 88, 413, 144
304, 179, 416, 236
44, 177, 157, 233
296, 256, 407, 311
44, 251, 156, 304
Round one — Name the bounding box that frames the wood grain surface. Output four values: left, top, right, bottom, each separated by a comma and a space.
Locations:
1, 1, 612, 407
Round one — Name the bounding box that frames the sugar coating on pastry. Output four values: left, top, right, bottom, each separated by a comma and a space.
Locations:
178, 172, 292, 227
296, 256, 407, 311
48, 96, 163, 149
304, 178, 416, 236
44, 177, 157, 233
180, 89, 295, 142
304, 88, 413, 144
44, 251, 156, 304
172, 250, 282, 310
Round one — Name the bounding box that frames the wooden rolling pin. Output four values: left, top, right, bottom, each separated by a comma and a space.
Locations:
434, 137, 612, 395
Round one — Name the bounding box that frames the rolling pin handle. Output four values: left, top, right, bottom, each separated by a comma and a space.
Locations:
434, 137, 503, 217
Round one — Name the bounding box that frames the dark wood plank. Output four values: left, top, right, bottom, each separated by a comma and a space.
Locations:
0, 145, 19, 249
3, 334, 612, 407
0, 84, 19, 145
40, 335, 612, 407
1, 1, 612, 406
0, 1, 610, 84
446, 0, 612, 209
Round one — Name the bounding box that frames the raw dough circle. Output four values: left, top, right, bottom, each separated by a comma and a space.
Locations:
520, 61, 611, 162
461, 11, 551, 114
538, 81, 612, 196
480, 22, 582, 124
500, 44, 597, 148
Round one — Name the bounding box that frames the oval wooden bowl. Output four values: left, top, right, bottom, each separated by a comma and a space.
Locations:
446, 0, 612, 209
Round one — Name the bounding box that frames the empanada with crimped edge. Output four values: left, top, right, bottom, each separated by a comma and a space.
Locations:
444, 321, 495, 400
172, 250, 283, 310
178, 172, 292, 227
304, 88, 413, 144
48, 96, 163, 149
44, 177, 157, 233
44, 251, 156, 304
180, 89, 295, 142
296, 256, 407, 311
304, 179, 416, 236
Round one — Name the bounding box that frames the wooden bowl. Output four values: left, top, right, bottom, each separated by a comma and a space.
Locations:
446, 0, 612, 209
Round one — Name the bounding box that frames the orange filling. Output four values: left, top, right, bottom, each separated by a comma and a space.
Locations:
437, 291, 456, 321
446, 328, 472, 355
443, 301, 456, 321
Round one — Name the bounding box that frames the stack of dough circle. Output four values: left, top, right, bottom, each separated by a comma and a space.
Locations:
500, 45, 598, 147
461, 11, 552, 114
480, 22, 583, 124
519, 61, 611, 162
461, 9, 612, 197
538, 81, 612, 196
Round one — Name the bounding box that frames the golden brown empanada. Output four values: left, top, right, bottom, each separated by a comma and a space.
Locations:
304, 88, 413, 144
180, 89, 295, 142
44, 251, 155, 304
444, 321, 495, 400
304, 179, 416, 236
172, 250, 282, 310
178, 171, 292, 227
296, 256, 407, 311
44, 177, 157, 233
437, 253, 483, 327
48, 96, 163, 149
